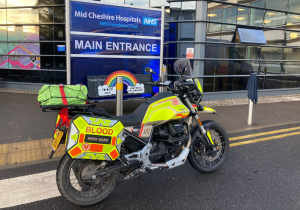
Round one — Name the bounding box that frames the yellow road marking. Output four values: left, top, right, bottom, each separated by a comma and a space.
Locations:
230, 131, 300, 147
0, 139, 65, 167
230, 126, 300, 141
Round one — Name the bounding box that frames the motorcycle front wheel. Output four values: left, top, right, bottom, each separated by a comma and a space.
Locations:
56, 155, 119, 206
188, 122, 229, 173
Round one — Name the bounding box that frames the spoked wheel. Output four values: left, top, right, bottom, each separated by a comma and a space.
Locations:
56, 155, 119, 206
188, 123, 229, 173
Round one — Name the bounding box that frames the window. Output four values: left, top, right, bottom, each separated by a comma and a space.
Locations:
287, 14, 300, 25
8, 26, 39, 41
250, 0, 265, 8
181, 1, 196, 20
40, 56, 55, 69
222, 6, 237, 30
284, 48, 300, 60
54, 7, 65, 23
180, 23, 195, 41
0, 43, 7, 54
261, 47, 284, 60
247, 46, 261, 59
206, 24, 234, 42
205, 44, 235, 59
39, 0, 53, 6
286, 31, 300, 46
54, 0, 65, 4
7, 9, 39, 24
40, 43, 55, 55
288, 0, 300, 13
170, 2, 181, 21
9, 56, 40, 69
283, 62, 300, 74
40, 25, 54, 41
237, 7, 250, 25
238, 28, 266, 44
235, 45, 247, 59
265, 0, 288, 11
264, 11, 286, 27
260, 62, 282, 74
55, 57, 66, 69
54, 25, 65, 40
0, 26, 7, 41
264, 29, 284, 45
8, 43, 40, 55
0, 9, 6, 25
0, 0, 5, 7
249, 8, 264, 27
39, 7, 54, 23
7, 0, 39, 7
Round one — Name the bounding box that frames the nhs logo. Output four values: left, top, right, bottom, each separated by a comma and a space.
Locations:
143, 17, 158, 26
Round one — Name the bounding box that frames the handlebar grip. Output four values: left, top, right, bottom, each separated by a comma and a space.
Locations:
145, 81, 164, 86
174, 81, 195, 87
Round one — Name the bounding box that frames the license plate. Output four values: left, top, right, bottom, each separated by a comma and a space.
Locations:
52, 130, 64, 151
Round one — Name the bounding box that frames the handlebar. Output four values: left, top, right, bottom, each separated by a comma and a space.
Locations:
174, 81, 195, 88
145, 81, 165, 86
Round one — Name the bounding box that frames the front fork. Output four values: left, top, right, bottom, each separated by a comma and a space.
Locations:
184, 98, 215, 147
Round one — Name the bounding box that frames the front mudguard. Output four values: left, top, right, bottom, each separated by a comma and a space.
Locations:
190, 120, 216, 144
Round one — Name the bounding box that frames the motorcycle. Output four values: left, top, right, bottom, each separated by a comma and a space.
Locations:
48, 58, 229, 206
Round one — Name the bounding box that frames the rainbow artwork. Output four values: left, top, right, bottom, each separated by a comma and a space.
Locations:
104, 71, 139, 87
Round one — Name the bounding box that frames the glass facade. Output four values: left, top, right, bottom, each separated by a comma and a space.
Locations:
166, 0, 300, 93
0, 0, 170, 85
1, 0, 299, 95
0, 0, 66, 84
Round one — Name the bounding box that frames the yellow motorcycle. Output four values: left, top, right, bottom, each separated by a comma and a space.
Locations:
51, 58, 229, 206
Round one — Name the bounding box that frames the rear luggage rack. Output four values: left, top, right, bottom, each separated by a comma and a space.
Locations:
40, 104, 96, 113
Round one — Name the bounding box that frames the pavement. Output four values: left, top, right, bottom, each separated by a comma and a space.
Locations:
0, 91, 300, 209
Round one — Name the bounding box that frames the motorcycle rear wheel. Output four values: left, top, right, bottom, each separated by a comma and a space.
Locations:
188, 122, 229, 173
56, 155, 119, 206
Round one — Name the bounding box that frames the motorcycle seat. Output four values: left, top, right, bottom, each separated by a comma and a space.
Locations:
86, 102, 149, 127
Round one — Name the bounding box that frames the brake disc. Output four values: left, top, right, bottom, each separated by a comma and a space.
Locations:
80, 162, 99, 185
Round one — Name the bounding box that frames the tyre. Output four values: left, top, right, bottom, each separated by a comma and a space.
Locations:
188, 123, 229, 173
56, 155, 119, 206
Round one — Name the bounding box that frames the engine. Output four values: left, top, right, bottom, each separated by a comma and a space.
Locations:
150, 120, 188, 162
153, 120, 185, 141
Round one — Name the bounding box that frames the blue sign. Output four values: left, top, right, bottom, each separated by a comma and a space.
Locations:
57, 45, 65, 52
71, 35, 160, 56
69, 1, 162, 96
70, 1, 161, 37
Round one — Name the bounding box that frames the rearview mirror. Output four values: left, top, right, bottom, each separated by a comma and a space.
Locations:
145, 67, 153, 73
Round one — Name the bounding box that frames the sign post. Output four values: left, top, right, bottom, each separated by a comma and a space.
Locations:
65, 0, 164, 98
159, 5, 165, 93
66, 0, 71, 84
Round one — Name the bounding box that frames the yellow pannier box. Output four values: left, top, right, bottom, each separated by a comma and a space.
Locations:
66, 115, 124, 161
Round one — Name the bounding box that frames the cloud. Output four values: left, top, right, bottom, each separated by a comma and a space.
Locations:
98, 85, 116, 96
127, 83, 145, 94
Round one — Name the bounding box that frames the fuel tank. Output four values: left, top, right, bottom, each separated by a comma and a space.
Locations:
142, 93, 190, 125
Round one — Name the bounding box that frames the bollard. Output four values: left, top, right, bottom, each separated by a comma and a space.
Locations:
247, 99, 253, 125
246, 73, 258, 126
116, 76, 123, 116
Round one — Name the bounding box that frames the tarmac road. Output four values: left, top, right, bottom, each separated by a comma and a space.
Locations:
1, 123, 300, 210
